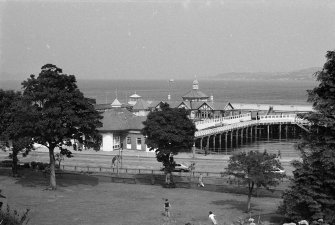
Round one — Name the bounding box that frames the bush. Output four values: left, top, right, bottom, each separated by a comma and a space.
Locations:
0, 204, 30, 225
22, 163, 30, 169
29, 161, 49, 171
0, 160, 12, 168
30, 161, 37, 169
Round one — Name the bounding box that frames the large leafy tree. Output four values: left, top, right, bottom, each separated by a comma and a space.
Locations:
142, 103, 196, 186
280, 51, 335, 223
226, 150, 285, 212
0, 90, 34, 176
20, 64, 102, 189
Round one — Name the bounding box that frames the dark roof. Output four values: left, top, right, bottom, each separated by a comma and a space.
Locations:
133, 99, 150, 110
182, 90, 208, 99
95, 103, 130, 111
95, 104, 113, 111
99, 108, 146, 131
148, 100, 182, 109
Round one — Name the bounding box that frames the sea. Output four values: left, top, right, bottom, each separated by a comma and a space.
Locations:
0, 78, 316, 157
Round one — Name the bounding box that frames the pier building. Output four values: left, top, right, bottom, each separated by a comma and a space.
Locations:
95, 79, 313, 154
98, 108, 149, 152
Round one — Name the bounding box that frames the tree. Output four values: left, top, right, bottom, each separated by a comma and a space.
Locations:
0, 90, 34, 176
226, 150, 285, 212
20, 64, 102, 189
142, 103, 196, 187
280, 51, 335, 224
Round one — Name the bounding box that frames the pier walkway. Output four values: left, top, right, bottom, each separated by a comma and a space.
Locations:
195, 113, 309, 138
193, 113, 310, 153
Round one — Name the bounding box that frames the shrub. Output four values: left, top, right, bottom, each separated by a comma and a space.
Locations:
22, 163, 30, 169
30, 161, 37, 169
0, 160, 12, 168
0, 204, 30, 225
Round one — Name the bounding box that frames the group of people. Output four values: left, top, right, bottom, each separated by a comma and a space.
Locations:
163, 199, 217, 225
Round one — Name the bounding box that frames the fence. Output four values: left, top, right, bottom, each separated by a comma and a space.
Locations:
60, 164, 226, 177
54, 164, 289, 197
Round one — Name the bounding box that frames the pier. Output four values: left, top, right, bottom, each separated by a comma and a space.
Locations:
194, 113, 310, 154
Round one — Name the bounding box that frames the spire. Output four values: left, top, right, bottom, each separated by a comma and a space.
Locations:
192, 76, 199, 90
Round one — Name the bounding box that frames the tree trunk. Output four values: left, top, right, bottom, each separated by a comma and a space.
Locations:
49, 147, 57, 190
11, 150, 19, 177
246, 181, 254, 212
247, 192, 252, 212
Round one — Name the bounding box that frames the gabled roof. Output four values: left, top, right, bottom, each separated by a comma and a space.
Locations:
99, 108, 146, 131
148, 100, 164, 109
177, 101, 191, 109
182, 90, 208, 99
133, 99, 150, 110
212, 102, 235, 111
149, 100, 182, 109
111, 98, 122, 107
190, 101, 214, 110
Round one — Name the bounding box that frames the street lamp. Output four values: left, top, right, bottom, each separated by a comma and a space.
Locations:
168, 79, 174, 100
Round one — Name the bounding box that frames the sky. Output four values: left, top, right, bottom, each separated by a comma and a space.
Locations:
0, 0, 335, 80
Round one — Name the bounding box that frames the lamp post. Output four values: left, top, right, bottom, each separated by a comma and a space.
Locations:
168, 79, 174, 100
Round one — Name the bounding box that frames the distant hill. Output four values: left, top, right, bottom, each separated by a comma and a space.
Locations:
212, 67, 321, 81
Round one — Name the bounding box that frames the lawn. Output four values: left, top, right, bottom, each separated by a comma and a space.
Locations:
0, 169, 283, 225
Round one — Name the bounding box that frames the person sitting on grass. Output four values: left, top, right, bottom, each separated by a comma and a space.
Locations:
164, 199, 171, 217
208, 211, 218, 225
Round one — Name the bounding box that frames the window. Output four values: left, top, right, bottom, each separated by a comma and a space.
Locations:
113, 136, 120, 149
137, 138, 142, 145
126, 137, 131, 144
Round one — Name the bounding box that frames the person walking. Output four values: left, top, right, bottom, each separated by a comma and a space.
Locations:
111, 155, 119, 167
198, 173, 205, 187
164, 199, 171, 217
208, 211, 218, 225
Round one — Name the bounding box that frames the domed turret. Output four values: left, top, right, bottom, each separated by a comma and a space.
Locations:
182, 79, 209, 102
192, 79, 199, 90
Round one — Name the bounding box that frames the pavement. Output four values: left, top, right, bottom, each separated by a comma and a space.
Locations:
27, 146, 300, 163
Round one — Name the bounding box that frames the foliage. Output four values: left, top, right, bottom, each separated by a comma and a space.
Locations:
0, 204, 30, 225
55, 147, 73, 168
19, 64, 102, 189
226, 150, 285, 212
0, 89, 34, 176
142, 102, 196, 173
279, 50, 335, 224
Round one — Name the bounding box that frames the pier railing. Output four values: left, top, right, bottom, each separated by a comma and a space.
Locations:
195, 114, 309, 138
195, 113, 252, 130
258, 114, 296, 123
195, 120, 257, 137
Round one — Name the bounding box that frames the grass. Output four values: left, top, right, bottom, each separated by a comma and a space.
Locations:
0, 169, 284, 225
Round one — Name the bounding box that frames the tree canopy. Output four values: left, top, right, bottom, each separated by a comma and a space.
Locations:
280, 51, 335, 224
0, 90, 34, 176
226, 150, 285, 212
142, 103, 196, 181
20, 64, 102, 189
